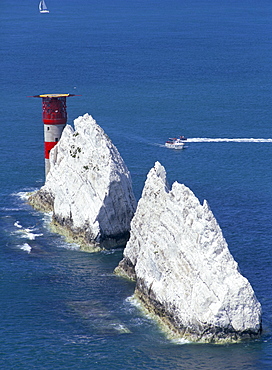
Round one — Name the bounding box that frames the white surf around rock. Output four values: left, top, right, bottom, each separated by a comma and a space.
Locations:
28, 114, 136, 251
115, 161, 262, 343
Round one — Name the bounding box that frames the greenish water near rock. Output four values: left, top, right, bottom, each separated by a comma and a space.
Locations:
1, 0, 272, 368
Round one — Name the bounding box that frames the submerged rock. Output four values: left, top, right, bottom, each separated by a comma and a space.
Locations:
29, 114, 136, 251
115, 162, 262, 343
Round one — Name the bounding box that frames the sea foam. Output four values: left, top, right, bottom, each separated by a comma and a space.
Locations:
20, 243, 31, 253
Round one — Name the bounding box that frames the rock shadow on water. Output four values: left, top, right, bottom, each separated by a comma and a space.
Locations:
67, 300, 131, 335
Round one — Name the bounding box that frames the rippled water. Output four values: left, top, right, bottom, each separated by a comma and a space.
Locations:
1, 0, 272, 368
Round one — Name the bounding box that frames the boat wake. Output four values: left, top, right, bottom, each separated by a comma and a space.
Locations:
187, 138, 272, 143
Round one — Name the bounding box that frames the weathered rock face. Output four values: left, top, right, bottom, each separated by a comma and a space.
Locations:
29, 114, 136, 251
115, 162, 262, 343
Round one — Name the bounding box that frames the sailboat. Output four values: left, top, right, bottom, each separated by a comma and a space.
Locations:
39, 0, 49, 13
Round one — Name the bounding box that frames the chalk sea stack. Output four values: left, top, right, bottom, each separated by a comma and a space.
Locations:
115, 162, 262, 343
29, 114, 136, 251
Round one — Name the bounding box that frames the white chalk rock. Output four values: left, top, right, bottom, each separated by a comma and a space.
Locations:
30, 114, 136, 250
116, 162, 262, 342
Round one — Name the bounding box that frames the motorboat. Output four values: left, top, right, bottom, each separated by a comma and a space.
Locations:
165, 136, 187, 149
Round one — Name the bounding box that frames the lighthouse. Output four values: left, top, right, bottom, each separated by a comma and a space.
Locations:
33, 93, 75, 177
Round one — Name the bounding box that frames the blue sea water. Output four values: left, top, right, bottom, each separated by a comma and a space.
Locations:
1, 0, 272, 368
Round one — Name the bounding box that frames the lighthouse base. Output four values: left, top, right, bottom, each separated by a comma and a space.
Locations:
45, 158, 50, 177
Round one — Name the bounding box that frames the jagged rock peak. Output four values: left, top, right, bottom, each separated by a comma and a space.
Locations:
115, 161, 262, 343
29, 113, 137, 251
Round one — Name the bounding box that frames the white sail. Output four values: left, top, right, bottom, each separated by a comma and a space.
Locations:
39, 0, 49, 13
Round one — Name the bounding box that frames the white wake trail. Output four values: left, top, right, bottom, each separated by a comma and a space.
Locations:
187, 138, 272, 143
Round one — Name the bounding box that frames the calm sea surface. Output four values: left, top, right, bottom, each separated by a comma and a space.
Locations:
1, 0, 272, 368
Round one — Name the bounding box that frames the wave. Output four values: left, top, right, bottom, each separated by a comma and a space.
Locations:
186, 138, 272, 143
17, 229, 43, 240
170, 337, 191, 345
0, 207, 22, 212
12, 190, 36, 200
20, 243, 32, 253
14, 221, 22, 228
14, 221, 43, 240
54, 240, 80, 251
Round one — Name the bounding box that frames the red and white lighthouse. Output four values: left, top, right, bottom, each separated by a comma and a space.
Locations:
33, 93, 75, 177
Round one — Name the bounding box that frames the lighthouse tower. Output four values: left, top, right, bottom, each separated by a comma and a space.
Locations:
33, 93, 75, 177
